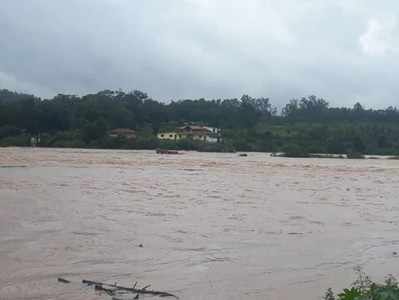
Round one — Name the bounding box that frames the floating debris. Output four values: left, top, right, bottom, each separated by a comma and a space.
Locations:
82, 279, 178, 299
57, 277, 71, 283
57, 277, 178, 298
156, 149, 180, 155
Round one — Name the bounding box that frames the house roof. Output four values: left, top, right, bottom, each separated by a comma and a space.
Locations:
177, 125, 211, 133
109, 128, 136, 135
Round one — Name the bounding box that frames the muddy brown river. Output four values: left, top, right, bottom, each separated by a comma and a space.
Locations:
1, 148, 399, 299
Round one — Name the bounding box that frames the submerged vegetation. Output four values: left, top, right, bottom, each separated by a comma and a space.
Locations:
324, 270, 399, 300
1, 89, 399, 155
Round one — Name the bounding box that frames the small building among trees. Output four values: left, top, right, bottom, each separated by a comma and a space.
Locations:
157, 125, 221, 143
108, 128, 136, 140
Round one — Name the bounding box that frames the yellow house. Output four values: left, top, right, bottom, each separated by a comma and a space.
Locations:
157, 132, 185, 141
157, 125, 221, 143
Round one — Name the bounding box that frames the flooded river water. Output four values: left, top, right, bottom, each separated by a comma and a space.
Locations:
1, 148, 399, 299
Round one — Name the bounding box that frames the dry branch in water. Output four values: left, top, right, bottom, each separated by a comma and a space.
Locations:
82, 279, 179, 299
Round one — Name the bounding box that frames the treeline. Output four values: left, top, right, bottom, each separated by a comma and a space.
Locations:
0, 89, 273, 132
1, 89, 399, 155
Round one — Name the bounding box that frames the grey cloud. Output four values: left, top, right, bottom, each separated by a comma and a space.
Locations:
1, 0, 399, 108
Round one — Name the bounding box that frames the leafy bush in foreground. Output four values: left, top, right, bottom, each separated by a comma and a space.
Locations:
324, 269, 399, 300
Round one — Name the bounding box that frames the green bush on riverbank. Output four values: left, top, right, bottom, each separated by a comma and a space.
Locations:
324, 270, 399, 300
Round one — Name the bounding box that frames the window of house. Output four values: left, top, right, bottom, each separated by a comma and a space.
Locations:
161, 134, 164, 137
169, 134, 173, 138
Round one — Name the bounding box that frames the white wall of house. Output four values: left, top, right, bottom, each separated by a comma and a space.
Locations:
192, 134, 207, 142
206, 136, 218, 143
203, 126, 220, 134
157, 132, 184, 140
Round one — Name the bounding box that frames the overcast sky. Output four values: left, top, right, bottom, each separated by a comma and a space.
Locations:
1, 1, 399, 108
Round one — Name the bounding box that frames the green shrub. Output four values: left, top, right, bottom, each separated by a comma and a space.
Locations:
347, 151, 365, 159
0, 125, 21, 138
280, 144, 310, 158
324, 270, 399, 300
0, 134, 30, 146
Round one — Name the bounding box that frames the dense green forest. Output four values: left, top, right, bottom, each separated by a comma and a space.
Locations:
1, 88, 399, 155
